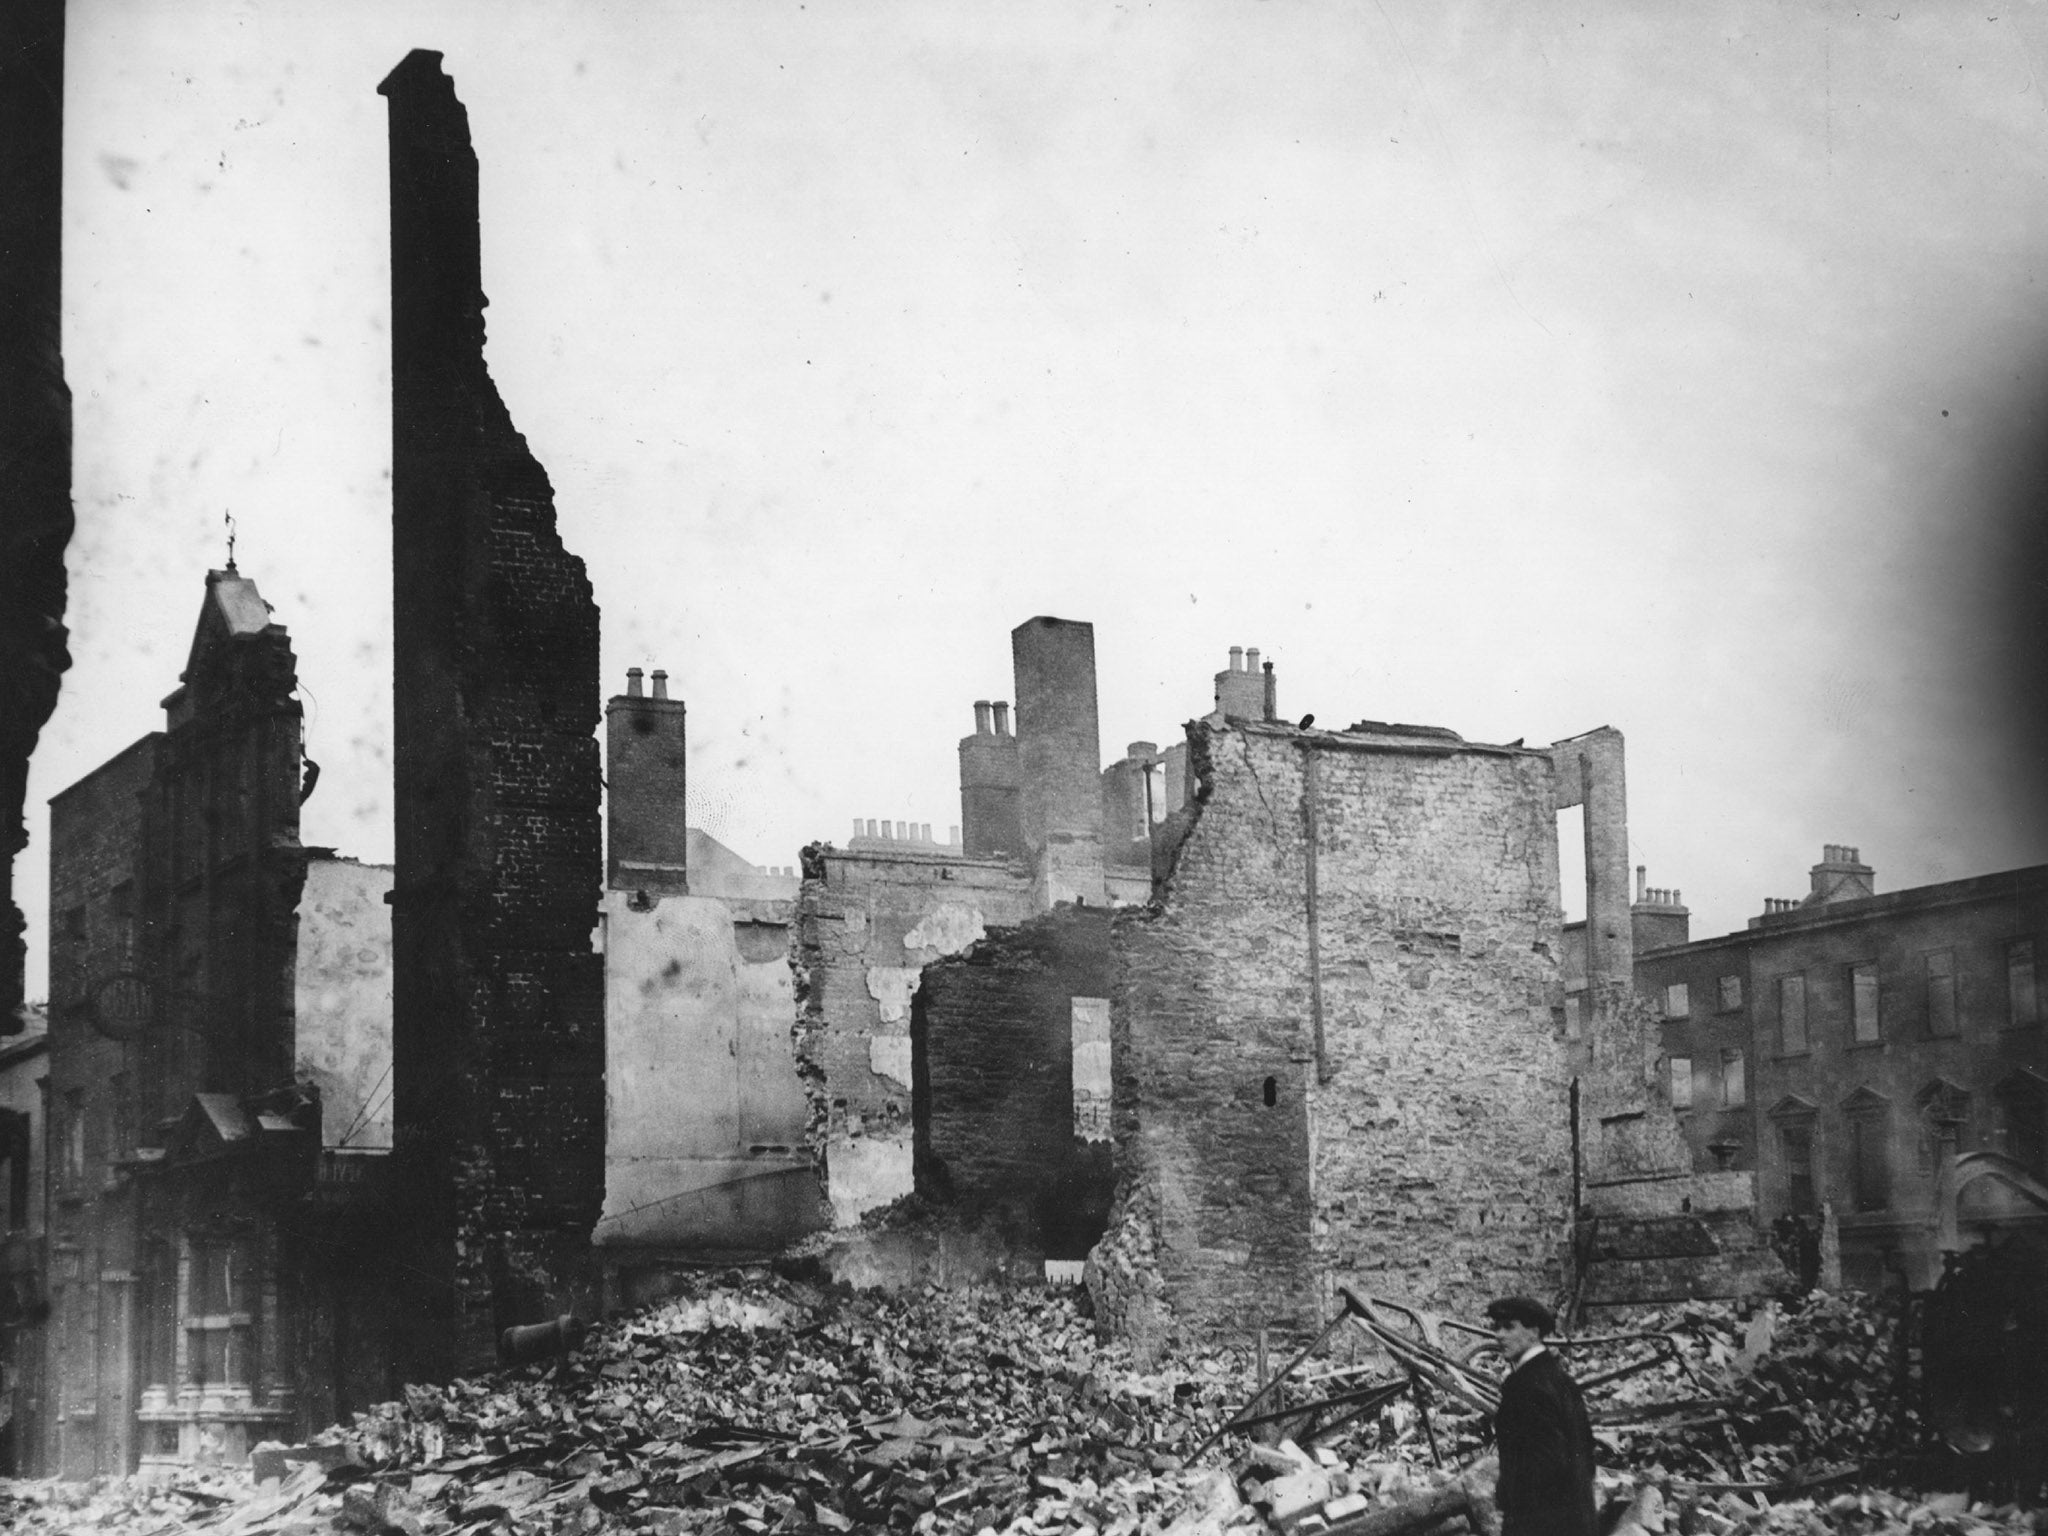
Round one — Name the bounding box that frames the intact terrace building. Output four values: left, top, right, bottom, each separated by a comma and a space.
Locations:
1635, 847, 2048, 1290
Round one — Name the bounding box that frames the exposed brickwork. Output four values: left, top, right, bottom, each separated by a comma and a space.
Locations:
0, 0, 74, 1031
1094, 719, 1574, 1347
794, 847, 1036, 1223
606, 677, 688, 894
1013, 619, 1105, 908
913, 906, 1116, 1259
380, 50, 604, 1378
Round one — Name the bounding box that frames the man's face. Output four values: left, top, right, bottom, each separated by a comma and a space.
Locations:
1493, 1317, 1541, 1362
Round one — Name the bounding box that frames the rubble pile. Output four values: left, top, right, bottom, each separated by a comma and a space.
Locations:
1, 1280, 2039, 1536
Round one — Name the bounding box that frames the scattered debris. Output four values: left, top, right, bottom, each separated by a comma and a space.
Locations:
1, 1280, 2039, 1534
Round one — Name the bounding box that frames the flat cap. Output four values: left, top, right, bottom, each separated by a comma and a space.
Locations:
1484, 1295, 1557, 1335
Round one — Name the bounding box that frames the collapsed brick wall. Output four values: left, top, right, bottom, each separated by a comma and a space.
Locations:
380, 50, 604, 1377
1092, 719, 1575, 1350
912, 905, 1116, 1260
794, 846, 1035, 1225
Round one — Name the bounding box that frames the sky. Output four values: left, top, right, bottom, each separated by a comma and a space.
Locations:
23, 0, 2048, 999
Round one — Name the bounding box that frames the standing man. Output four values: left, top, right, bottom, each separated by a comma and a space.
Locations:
1485, 1296, 1598, 1536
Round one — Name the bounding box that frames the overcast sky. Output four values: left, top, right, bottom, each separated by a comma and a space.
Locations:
24, 0, 2048, 998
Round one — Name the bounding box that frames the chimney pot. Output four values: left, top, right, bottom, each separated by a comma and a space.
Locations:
922, 823, 932, 841
1674, 888, 1682, 905
974, 699, 993, 735
651, 669, 669, 701
1229, 645, 1244, 672
853, 819, 863, 839
1262, 659, 1277, 721
866, 819, 878, 839
1246, 647, 1260, 674
627, 667, 644, 698
992, 701, 1011, 736
1127, 740, 1158, 762
949, 823, 960, 845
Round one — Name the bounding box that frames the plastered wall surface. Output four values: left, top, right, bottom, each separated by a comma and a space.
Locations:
598, 892, 817, 1248
293, 859, 395, 1149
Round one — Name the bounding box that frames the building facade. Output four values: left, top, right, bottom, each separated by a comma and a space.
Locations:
1635, 848, 2048, 1290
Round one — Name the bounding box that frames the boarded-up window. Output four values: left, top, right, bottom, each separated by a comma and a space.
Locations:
185, 1238, 254, 1388
2009, 940, 2038, 1028
1718, 974, 1742, 1012
1721, 1049, 1746, 1108
1664, 983, 1690, 1020
1670, 1056, 1693, 1110
1924, 950, 1957, 1037
1779, 974, 1807, 1055
1563, 991, 1584, 1041
1851, 963, 1881, 1044
1070, 997, 1111, 1143
1998, 1077, 2046, 1177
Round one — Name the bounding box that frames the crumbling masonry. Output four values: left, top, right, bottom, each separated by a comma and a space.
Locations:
380, 51, 605, 1378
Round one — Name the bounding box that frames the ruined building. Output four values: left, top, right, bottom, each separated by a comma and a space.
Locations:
38, 570, 395, 1477
1, 0, 75, 1035
380, 51, 605, 1376
595, 669, 821, 1292
795, 619, 1134, 1234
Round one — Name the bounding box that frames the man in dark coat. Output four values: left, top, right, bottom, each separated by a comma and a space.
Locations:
1486, 1296, 1598, 1536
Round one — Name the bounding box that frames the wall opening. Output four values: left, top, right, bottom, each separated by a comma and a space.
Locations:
1556, 803, 1587, 923
1263, 1075, 1277, 1107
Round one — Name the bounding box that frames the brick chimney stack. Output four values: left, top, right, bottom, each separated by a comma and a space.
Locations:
1013, 617, 1105, 908
607, 667, 688, 894
1214, 645, 1269, 721
959, 698, 1021, 859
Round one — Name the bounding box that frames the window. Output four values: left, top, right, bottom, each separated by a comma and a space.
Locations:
1663, 983, 1690, 1020
1924, 950, 1957, 1038
1847, 1103, 1891, 1212
1721, 1049, 1747, 1108
62, 1088, 85, 1182
1997, 1076, 2046, 1178
1070, 998, 1111, 1143
1670, 1056, 1693, 1110
1718, 974, 1743, 1012
1780, 1120, 1816, 1215
1915, 1081, 1971, 1174
2010, 940, 2039, 1028
1779, 974, 1808, 1055
1850, 962, 1880, 1044
0, 1109, 29, 1230
1563, 991, 1585, 1041
184, 1238, 254, 1390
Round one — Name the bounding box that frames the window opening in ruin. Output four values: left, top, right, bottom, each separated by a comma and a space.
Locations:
1669, 1056, 1693, 1110
1556, 804, 1586, 924
1263, 1076, 1277, 1108
1924, 949, 1957, 1038
1720, 1049, 1746, 1108
1850, 961, 1880, 1044
2008, 939, 2038, 1028
1663, 982, 1690, 1020
1718, 974, 1742, 1012
1779, 1119, 1816, 1214
1070, 998, 1111, 1142
1563, 991, 1584, 1041
1778, 974, 1808, 1055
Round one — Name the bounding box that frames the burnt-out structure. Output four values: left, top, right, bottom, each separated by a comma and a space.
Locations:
595, 668, 821, 1279
379, 50, 606, 1377
1, 0, 75, 1036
